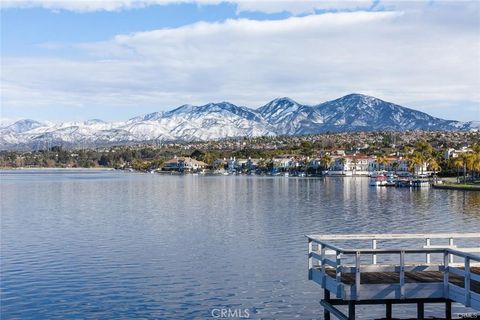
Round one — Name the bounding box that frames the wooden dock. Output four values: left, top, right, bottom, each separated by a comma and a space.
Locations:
307, 233, 480, 319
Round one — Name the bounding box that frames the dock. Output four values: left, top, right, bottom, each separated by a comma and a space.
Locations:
307, 233, 480, 319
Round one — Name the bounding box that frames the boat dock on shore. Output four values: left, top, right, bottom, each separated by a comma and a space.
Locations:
307, 233, 480, 319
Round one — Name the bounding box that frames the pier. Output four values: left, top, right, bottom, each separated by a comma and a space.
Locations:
307, 233, 480, 319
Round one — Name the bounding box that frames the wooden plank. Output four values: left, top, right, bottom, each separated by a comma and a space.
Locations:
425, 238, 431, 264
344, 283, 445, 300
336, 251, 343, 298
449, 238, 455, 264
444, 251, 449, 297
311, 268, 324, 285
325, 275, 340, 293
321, 244, 326, 287
355, 251, 361, 300
308, 239, 313, 280
400, 251, 405, 299
465, 257, 471, 307
471, 291, 480, 311
324, 258, 337, 268
472, 273, 480, 282
448, 249, 480, 261
448, 283, 466, 304
310, 251, 323, 262
342, 264, 444, 273
307, 233, 480, 241
449, 266, 465, 277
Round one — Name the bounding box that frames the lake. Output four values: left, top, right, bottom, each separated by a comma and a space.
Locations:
1, 170, 479, 319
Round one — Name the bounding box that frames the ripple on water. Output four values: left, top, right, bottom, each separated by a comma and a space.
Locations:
1, 172, 480, 319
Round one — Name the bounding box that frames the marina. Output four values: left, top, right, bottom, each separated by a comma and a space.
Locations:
307, 233, 480, 319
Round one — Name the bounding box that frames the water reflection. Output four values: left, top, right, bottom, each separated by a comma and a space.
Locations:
1, 172, 479, 319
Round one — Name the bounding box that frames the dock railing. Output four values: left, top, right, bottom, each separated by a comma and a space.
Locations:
307, 233, 480, 312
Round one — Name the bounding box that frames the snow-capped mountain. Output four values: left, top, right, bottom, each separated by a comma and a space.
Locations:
257, 97, 323, 135
1, 94, 476, 150
313, 94, 471, 131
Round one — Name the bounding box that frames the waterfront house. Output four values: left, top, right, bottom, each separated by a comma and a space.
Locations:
329, 155, 373, 175
245, 158, 259, 170
213, 158, 227, 170
368, 157, 428, 175
163, 156, 207, 172
444, 147, 473, 159
227, 157, 238, 172
272, 155, 294, 169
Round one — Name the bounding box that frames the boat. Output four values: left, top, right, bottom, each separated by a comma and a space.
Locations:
386, 173, 396, 186
411, 179, 430, 188
369, 175, 387, 186
396, 179, 412, 187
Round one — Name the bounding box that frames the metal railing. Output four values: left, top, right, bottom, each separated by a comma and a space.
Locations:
307, 233, 480, 309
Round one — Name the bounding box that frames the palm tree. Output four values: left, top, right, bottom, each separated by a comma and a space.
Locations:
407, 152, 423, 176
453, 153, 469, 184
472, 145, 480, 180
351, 156, 358, 175
412, 141, 433, 176
320, 155, 332, 171
377, 155, 389, 171
391, 161, 399, 175
416, 141, 433, 158
339, 157, 346, 172
428, 158, 441, 183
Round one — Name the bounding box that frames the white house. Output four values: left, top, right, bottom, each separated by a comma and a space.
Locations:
444, 147, 472, 159
329, 156, 373, 175
163, 156, 207, 171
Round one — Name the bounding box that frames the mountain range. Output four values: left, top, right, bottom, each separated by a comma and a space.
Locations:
1, 94, 477, 150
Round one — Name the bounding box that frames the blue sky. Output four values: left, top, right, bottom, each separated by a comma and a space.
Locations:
1, 1, 479, 123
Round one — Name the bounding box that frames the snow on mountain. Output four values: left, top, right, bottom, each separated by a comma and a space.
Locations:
160, 102, 275, 141
258, 97, 327, 135
1, 94, 475, 150
312, 94, 473, 132
1, 119, 47, 134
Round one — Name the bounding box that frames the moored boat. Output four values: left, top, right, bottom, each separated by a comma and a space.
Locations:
369, 175, 387, 186
386, 173, 396, 186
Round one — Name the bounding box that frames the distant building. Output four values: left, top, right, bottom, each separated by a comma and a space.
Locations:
213, 158, 227, 169
227, 157, 238, 172
163, 156, 207, 172
368, 157, 427, 174
444, 147, 472, 159
272, 155, 294, 169
329, 155, 373, 175
245, 158, 259, 170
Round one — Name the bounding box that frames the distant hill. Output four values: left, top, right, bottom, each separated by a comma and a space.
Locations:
1, 94, 475, 150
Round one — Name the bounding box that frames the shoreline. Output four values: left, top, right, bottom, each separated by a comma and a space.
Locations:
433, 183, 480, 191
0, 167, 115, 171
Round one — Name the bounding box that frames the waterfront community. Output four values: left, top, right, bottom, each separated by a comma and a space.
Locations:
2, 131, 479, 189
2, 1, 480, 319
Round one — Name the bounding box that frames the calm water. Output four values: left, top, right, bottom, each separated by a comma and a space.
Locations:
1, 170, 479, 319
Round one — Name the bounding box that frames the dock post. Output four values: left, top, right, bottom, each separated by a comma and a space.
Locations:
445, 300, 452, 320
385, 302, 392, 320
417, 302, 424, 320
324, 289, 331, 320
348, 301, 355, 320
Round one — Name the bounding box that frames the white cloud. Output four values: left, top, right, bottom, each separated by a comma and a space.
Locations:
0, 0, 375, 13
2, 4, 480, 121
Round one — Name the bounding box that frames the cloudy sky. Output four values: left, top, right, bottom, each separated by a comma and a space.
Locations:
1, 0, 479, 122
